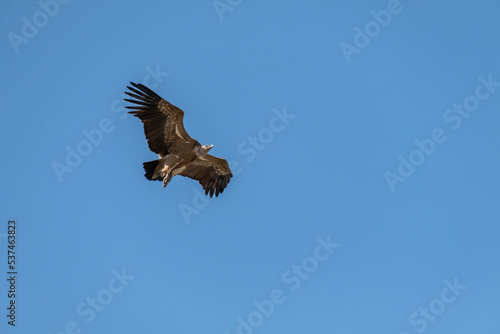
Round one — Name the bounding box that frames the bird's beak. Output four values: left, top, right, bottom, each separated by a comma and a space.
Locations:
210, 145, 214, 148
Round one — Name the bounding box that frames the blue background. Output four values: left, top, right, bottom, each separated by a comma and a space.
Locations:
1, 0, 500, 333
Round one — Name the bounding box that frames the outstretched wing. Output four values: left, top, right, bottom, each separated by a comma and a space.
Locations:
178, 155, 233, 197
124, 82, 193, 156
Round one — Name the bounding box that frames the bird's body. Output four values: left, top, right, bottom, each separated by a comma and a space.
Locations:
125, 82, 232, 197
144, 141, 213, 188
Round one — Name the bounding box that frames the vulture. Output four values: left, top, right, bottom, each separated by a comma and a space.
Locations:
125, 82, 233, 197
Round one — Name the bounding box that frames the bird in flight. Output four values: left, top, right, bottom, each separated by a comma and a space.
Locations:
125, 82, 233, 197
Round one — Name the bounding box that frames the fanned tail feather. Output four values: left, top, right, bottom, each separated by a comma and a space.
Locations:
143, 160, 160, 180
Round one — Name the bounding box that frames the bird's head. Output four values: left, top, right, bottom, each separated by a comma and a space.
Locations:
197, 144, 214, 157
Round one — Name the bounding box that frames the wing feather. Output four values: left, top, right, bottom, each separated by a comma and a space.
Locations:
124, 82, 192, 156
178, 155, 233, 197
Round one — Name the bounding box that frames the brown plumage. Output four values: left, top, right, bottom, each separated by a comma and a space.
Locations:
125, 82, 232, 197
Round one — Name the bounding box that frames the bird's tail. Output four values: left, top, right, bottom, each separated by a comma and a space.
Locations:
143, 160, 160, 180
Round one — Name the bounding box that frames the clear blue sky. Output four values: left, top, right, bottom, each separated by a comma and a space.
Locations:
1, 0, 500, 333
